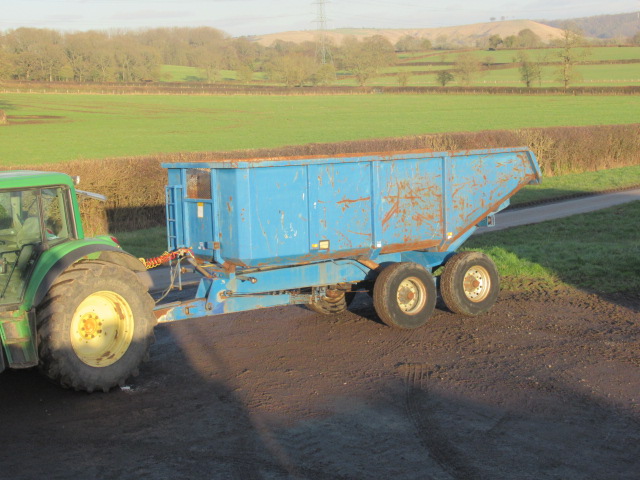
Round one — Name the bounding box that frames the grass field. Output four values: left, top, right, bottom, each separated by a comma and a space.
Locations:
2, 92, 639, 165
347, 46, 640, 87
512, 165, 640, 206
476, 64, 640, 87
465, 200, 640, 293
158, 46, 640, 87
339, 63, 640, 87
339, 63, 640, 86
440, 47, 640, 64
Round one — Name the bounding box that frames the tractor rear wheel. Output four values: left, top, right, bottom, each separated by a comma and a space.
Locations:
37, 260, 156, 392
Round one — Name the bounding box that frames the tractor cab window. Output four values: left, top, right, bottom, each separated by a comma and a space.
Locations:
40, 187, 72, 244
0, 187, 73, 306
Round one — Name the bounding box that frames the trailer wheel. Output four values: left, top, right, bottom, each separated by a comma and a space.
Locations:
37, 260, 156, 393
308, 290, 355, 315
373, 262, 436, 329
440, 251, 500, 316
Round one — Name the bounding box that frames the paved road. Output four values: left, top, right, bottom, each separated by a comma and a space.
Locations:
146, 188, 640, 292
476, 187, 640, 234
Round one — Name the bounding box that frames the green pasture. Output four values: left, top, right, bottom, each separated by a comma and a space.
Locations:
160, 65, 249, 83
469, 63, 640, 87
380, 64, 451, 74
337, 63, 640, 87
439, 46, 640, 63
1, 92, 639, 165
512, 165, 640, 206
466, 200, 640, 294
159, 46, 640, 88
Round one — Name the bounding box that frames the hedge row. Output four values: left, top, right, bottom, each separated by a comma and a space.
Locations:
16, 123, 640, 233
4, 81, 640, 96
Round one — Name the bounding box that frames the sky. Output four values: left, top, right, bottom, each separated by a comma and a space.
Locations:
0, 0, 638, 37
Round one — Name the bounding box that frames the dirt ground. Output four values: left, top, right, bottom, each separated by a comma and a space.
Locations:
1, 285, 638, 480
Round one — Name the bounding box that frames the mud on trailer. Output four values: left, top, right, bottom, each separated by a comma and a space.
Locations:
0, 148, 541, 392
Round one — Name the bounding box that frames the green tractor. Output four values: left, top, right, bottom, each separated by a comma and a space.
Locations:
0, 170, 156, 392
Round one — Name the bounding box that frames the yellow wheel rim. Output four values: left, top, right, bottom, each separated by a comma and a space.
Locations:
396, 277, 427, 314
70, 291, 134, 367
463, 265, 491, 302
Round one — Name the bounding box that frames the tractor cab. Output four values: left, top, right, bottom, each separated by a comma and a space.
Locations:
0, 185, 75, 306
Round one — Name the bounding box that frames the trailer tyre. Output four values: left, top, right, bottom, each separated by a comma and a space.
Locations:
440, 251, 500, 316
373, 262, 436, 329
37, 260, 156, 393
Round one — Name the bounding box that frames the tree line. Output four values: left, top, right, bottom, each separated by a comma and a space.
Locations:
0, 26, 404, 86
0, 25, 622, 88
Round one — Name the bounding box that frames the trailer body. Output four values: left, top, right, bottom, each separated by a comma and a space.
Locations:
159, 147, 541, 324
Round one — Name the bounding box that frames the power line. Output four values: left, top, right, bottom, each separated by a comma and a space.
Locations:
313, 0, 332, 64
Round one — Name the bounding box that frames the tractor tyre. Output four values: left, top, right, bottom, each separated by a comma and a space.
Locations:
373, 262, 436, 329
37, 260, 156, 392
440, 251, 500, 316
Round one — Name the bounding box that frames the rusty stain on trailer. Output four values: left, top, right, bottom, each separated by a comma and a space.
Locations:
381, 175, 441, 236
337, 196, 370, 212
438, 173, 538, 251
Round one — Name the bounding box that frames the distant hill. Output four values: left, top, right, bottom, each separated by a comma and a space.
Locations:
251, 20, 565, 47
541, 12, 640, 39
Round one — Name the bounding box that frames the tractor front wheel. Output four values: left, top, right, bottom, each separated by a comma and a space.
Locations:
37, 260, 156, 392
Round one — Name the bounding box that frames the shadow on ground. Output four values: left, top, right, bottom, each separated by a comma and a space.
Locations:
1, 291, 638, 479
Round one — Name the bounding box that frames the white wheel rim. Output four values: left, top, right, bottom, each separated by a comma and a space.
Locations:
463, 265, 491, 302
70, 291, 135, 367
396, 277, 427, 314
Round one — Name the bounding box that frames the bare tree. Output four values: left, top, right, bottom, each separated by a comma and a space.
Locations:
185, 27, 226, 83
397, 71, 411, 87
3, 28, 65, 81
338, 35, 395, 86
312, 63, 336, 86
555, 24, 590, 89
236, 64, 254, 84
267, 53, 315, 87
395, 35, 431, 52
517, 51, 541, 87
0, 48, 11, 80
517, 29, 542, 48
64, 31, 107, 81
454, 53, 483, 86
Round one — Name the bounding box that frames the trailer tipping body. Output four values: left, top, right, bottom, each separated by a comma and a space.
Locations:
159, 147, 541, 327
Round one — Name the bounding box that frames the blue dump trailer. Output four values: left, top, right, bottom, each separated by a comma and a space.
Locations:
158, 147, 541, 329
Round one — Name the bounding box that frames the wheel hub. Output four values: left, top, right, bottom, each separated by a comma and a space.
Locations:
463, 266, 491, 302
78, 313, 103, 340
397, 277, 426, 314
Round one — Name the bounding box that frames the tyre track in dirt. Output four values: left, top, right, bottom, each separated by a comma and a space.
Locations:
402, 362, 483, 480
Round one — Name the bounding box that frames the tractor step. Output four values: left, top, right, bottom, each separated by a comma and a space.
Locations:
0, 311, 38, 368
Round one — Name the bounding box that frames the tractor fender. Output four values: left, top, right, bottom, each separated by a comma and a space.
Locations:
32, 244, 152, 309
